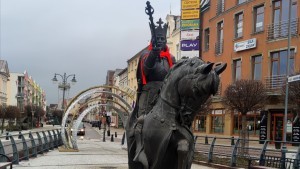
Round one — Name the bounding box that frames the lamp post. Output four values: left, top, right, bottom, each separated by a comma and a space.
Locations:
281, 0, 292, 167
52, 73, 77, 110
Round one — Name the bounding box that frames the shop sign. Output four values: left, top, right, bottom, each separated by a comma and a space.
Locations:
234, 38, 257, 52
182, 9, 200, 20
181, 40, 199, 51
288, 74, 300, 82
181, 19, 199, 30
180, 50, 199, 58
292, 117, 300, 143
259, 111, 268, 144
182, 0, 200, 10
181, 30, 199, 40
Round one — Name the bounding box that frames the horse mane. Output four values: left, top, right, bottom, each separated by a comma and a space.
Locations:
165, 57, 205, 80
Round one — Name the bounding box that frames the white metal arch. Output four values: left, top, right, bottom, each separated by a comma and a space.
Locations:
61, 86, 135, 149
71, 103, 129, 149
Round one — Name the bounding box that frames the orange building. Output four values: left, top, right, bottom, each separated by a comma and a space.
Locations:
193, 0, 299, 142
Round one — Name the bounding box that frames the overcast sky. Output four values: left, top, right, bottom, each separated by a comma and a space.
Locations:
1, 0, 180, 105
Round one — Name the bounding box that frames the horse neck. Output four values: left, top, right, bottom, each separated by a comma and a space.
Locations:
159, 83, 180, 113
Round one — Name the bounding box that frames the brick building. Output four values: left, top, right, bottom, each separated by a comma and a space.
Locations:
193, 0, 299, 143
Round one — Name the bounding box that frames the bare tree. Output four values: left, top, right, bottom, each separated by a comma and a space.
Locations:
223, 79, 268, 155
52, 109, 63, 125
0, 105, 6, 134
5, 106, 21, 131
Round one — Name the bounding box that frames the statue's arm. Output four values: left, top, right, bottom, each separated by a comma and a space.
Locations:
143, 49, 160, 75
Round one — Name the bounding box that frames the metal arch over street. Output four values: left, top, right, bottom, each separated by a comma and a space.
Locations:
71, 103, 129, 149
60, 85, 136, 149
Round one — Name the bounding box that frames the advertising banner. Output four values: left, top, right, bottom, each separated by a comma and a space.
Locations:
181, 19, 199, 30
234, 38, 257, 52
181, 30, 199, 40
182, 0, 200, 10
181, 50, 199, 58
181, 40, 199, 51
182, 9, 199, 20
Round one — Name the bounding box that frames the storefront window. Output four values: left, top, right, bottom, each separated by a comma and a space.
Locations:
211, 110, 224, 133
194, 115, 206, 132
233, 111, 261, 136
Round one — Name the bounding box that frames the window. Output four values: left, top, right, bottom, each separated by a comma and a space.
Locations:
233, 59, 241, 81
252, 55, 262, 80
271, 49, 295, 76
235, 12, 243, 38
204, 28, 210, 51
211, 110, 224, 134
254, 5, 264, 33
272, 0, 298, 39
215, 21, 224, 54
238, 0, 246, 5
217, 0, 225, 15
194, 115, 206, 132
233, 111, 261, 136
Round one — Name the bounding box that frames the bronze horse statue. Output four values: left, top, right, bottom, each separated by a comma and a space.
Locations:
125, 57, 227, 169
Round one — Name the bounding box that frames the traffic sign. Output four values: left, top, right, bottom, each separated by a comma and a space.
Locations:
288, 74, 300, 82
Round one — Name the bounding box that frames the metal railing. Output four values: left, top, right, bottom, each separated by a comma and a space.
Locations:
267, 18, 299, 41
194, 136, 300, 169
265, 75, 286, 95
0, 129, 63, 165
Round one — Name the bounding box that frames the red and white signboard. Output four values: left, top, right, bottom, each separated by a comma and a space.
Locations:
181, 30, 199, 40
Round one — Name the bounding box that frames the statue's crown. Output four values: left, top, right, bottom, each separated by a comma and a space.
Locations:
150, 18, 168, 37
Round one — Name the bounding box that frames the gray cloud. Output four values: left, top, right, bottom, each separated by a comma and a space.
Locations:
1, 0, 180, 105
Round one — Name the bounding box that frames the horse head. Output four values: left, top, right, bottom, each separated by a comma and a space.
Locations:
159, 57, 226, 125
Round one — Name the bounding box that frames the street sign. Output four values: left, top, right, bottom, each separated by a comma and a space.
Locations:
182, 0, 200, 10
288, 74, 300, 82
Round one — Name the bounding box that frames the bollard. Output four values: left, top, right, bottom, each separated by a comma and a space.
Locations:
103, 130, 106, 142
231, 136, 235, 146
111, 135, 114, 142
121, 132, 125, 145
6, 132, 9, 140
205, 136, 208, 145
18, 131, 22, 139
107, 130, 110, 136
115, 132, 117, 138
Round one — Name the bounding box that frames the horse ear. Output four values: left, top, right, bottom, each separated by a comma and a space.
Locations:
201, 62, 214, 74
215, 63, 227, 75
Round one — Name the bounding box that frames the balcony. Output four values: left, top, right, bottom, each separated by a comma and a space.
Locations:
215, 40, 223, 55
216, 0, 224, 16
16, 92, 24, 99
264, 75, 286, 95
267, 18, 299, 41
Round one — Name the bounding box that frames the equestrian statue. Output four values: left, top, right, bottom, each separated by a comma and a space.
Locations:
125, 1, 227, 169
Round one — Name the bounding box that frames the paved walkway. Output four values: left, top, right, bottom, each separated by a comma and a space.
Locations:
12, 126, 214, 169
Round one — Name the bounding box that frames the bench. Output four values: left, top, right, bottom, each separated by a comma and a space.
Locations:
0, 154, 12, 169
248, 155, 297, 169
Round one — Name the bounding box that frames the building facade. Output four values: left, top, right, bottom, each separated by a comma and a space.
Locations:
0, 60, 9, 106
7, 71, 46, 112
194, 0, 299, 142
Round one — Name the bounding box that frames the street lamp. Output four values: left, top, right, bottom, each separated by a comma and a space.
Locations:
52, 73, 77, 110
